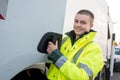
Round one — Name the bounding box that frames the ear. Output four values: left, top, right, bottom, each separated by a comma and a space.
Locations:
90, 23, 93, 28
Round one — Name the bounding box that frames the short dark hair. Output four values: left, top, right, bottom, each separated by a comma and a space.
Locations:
77, 9, 94, 22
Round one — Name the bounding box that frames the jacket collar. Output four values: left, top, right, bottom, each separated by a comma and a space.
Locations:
65, 29, 96, 45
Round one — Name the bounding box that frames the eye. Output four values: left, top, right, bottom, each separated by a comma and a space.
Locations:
80, 21, 87, 24
74, 19, 78, 23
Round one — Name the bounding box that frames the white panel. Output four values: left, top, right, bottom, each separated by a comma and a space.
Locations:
0, 0, 66, 79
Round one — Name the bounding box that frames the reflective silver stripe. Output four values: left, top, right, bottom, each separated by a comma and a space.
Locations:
55, 56, 67, 69
61, 37, 69, 45
72, 47, 84, 63
78, 63, 93, 79
72, 41, 93, 63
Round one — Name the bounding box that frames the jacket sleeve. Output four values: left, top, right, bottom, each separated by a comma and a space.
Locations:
48, 43, 104, 80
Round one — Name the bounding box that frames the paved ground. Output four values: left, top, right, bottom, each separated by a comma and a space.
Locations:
110, 71, 120, 80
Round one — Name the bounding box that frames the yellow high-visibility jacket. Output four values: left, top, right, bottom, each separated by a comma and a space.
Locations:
47, 30, 104, 80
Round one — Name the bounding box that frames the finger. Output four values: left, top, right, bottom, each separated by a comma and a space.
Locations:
48, 41, 54, 45
56, 41, 58, 46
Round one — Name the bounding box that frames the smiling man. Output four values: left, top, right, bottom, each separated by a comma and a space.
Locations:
46, 9, 104, 80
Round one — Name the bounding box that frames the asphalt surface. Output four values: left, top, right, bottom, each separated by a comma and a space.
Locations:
110, 71, 120, 80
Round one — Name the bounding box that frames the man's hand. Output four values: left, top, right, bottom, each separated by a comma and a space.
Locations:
47, 41, 58, 54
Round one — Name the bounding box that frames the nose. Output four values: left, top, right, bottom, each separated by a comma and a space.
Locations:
76, 22, 81, 27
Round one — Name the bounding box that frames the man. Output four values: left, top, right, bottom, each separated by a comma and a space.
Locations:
46, 9, 104, 80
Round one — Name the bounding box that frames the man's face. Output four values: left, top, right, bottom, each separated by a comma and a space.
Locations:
73, 14, 93, 36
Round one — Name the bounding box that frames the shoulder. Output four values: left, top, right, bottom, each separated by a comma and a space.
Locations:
86, 41, 102, 50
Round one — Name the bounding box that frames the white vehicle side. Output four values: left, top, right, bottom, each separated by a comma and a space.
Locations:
0, 0, 66, 80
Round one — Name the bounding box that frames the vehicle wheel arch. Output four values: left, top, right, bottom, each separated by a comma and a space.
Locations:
10, 63, 48, 80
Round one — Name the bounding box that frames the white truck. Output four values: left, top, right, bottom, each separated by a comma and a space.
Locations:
0, 0, 114, 80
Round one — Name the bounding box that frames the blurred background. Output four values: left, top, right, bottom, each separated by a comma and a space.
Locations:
106, 0, 120, 45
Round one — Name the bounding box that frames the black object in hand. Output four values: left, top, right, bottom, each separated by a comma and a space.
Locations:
37, 32, 62, 53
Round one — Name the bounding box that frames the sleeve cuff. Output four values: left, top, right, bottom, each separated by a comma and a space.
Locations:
48, 49, 62, 63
